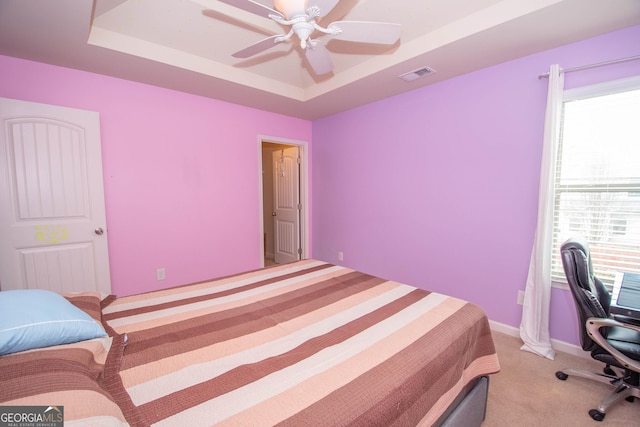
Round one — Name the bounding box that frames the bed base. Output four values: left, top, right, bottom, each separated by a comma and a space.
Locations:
437, 376, 489, 427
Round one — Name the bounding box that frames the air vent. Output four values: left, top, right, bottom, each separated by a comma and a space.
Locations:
398, 66, 436, 82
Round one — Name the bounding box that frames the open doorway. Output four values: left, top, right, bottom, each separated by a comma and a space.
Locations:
258, 136, 309, 268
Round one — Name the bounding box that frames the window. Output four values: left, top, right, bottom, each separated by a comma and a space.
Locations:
551, 77, 640, 288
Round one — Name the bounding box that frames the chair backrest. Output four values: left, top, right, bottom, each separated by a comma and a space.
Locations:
560, 237, 611, 352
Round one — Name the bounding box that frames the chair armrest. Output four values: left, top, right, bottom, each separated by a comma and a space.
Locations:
586, 317, 640, 373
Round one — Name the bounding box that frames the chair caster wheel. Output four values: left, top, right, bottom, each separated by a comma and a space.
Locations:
626, 396, 635, 403
555, 371, 568, 381
603, 366, 615, 376
589, 409, 605, 421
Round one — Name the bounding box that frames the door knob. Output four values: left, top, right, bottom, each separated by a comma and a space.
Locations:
94, 227, 104, 235
272, 212, 277, 216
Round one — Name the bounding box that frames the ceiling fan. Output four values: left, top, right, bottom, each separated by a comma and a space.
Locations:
216, 0, 401, 75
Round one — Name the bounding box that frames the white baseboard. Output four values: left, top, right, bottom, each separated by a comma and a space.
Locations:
489, 320, 590, 360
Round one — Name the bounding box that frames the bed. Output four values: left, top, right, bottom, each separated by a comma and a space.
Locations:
0, 259, 500, 426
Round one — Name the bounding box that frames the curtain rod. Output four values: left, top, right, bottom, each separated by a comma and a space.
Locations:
538, 55, 640, 79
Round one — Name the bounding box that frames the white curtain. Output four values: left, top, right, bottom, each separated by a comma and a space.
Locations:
520, 64, 564, 360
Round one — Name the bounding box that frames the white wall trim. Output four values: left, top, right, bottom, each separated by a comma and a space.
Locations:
564, 74, 640, 101
489, 320, 590, 360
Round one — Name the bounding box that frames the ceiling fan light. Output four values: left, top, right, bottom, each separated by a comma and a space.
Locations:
293, 22, 313, 48
273, 0, 308, 19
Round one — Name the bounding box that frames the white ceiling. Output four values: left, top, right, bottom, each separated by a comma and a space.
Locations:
1, 0, 639, 120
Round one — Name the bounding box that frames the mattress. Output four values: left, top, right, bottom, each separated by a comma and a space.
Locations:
99, 259, 500, 426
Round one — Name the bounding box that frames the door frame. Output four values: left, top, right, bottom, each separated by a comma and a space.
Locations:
257, 135, 309, 268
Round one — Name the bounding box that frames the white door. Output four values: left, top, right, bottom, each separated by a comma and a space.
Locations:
0, 97, 111, 293
273, 147, 300, 264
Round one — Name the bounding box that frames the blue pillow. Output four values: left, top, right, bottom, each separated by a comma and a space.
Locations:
0, 289, 107, 356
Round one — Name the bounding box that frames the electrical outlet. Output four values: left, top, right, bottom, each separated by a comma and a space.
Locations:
157, 268, 166, 281
517, 290, 525, 305
338, 251, 344, 262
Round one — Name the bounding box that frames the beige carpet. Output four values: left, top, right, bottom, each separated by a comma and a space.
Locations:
484, 332, 638, 426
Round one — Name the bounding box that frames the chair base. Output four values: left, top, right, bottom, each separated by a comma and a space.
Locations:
556, 367, 640, 421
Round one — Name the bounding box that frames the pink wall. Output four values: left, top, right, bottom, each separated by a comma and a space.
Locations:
311, 25, 640, 345
0, 56, 312, 296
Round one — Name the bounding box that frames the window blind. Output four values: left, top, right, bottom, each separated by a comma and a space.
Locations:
551, 84, 640, 287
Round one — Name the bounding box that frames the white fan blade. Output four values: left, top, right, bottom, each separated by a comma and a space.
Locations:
305, 42, 333, 75
232, 35, 282, 58
217, 0, 284, 19
202, 9, 274, 36
328, 21, 401, 44
309, 0, 340, 17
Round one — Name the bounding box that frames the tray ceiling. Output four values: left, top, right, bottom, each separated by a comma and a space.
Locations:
1, 0, 639, 119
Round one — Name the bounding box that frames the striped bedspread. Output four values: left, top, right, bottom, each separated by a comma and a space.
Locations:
102, 259, 500, 426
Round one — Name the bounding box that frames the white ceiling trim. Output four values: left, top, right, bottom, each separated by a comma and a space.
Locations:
88, 26, 307, 100
190, 0, 282, 35
397, 0, 564, 64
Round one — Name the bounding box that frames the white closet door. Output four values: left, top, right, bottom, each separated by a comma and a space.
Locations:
0, 97, 111, 293
273, 147, 300, 265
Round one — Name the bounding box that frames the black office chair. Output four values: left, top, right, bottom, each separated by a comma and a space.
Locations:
556, 237, 640, 421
